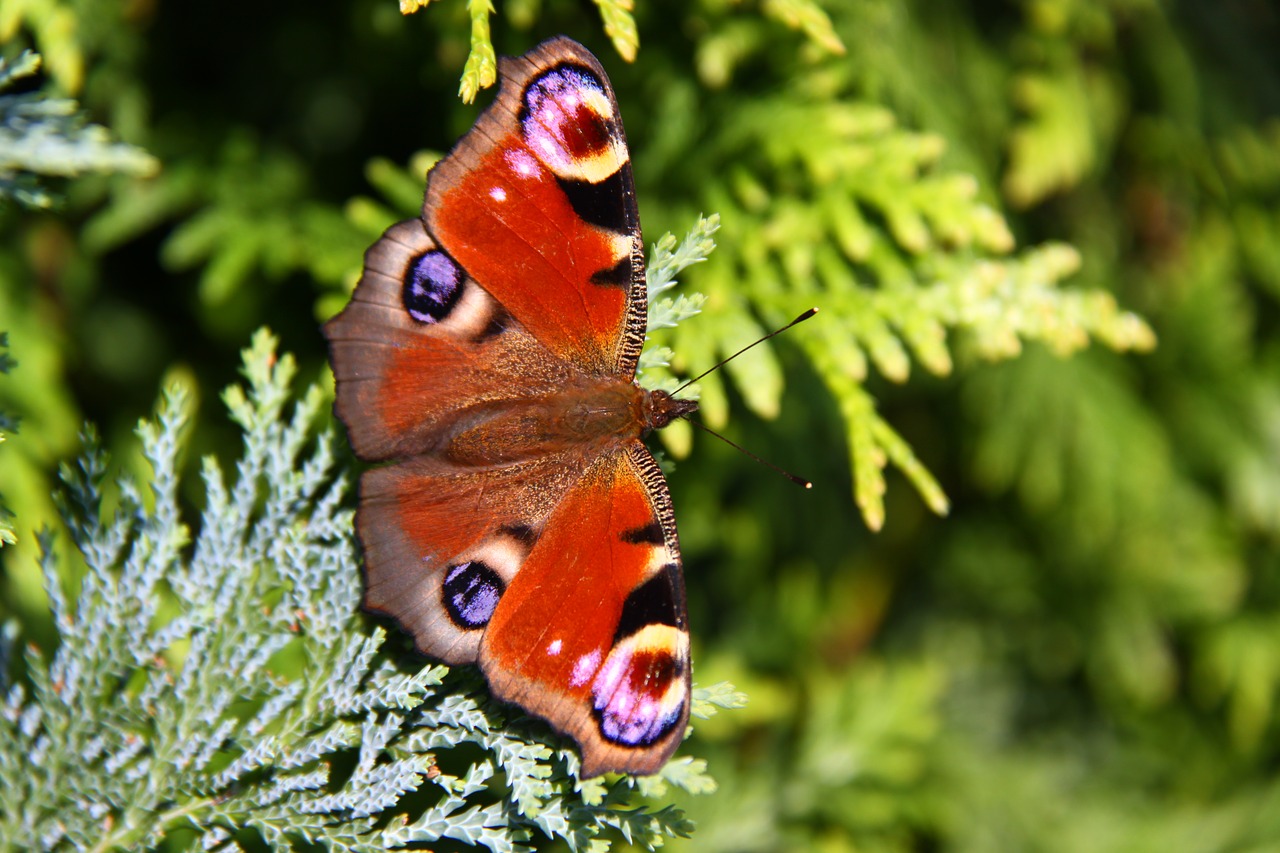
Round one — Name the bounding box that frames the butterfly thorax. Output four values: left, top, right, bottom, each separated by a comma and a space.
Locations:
442, 378, 694, 467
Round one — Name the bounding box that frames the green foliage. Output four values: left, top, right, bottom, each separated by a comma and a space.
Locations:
0, 50, 156, 209
0, 333, 14, 547
403, 0, 844, 98
637, 93, 1152, 528
591, 0, 640, 62
458, 0, 498, 103
0, 331, 725, 850
760, 0, 846, 57
3, 1, 1280, 851
637, 214, 713, 382
402, 0, 636, 101
0, 0, 87, 93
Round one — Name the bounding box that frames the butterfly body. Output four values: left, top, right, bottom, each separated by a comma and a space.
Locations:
438, 379, 691, 467
325, 37, 699, 777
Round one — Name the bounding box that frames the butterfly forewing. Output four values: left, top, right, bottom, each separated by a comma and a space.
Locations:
425, 37, 647, 378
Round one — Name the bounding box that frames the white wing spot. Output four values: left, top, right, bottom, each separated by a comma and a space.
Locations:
504, 149, 539, 178
570, 649, 602, 687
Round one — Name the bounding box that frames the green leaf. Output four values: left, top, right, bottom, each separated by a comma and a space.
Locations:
0, 51, 157, 209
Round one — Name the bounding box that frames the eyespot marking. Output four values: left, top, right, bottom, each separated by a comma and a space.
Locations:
442, 560, 505, 629
520, 63, 626, 183
505, 148, 541, 179
591, 625, 688, 748
571, 649, 602, 687
403, 250, 464, 324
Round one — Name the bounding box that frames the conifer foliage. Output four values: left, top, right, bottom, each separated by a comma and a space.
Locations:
0, 331, 729, 850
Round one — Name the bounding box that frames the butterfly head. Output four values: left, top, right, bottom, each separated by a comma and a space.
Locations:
642, 389, 698, 432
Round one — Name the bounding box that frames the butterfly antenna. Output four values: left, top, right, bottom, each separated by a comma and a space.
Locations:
673, 308, 818, 395
688, 419, 812, 489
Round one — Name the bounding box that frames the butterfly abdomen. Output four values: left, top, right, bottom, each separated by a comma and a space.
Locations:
442, 377, 652, 467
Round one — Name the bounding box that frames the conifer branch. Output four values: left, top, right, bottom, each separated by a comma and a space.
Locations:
0, 51, 157, 209
0, 329, 731, 850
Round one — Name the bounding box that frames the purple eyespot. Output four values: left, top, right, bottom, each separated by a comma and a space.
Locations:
591, 645, 685, 747
442, 561, 504, 629
521, 66, 612, 172
404, 250, 463, 324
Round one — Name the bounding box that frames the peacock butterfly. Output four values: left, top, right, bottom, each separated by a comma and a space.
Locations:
324, 36, 698, 777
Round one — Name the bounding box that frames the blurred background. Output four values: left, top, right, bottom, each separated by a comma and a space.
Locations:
4, 0, 1280, 849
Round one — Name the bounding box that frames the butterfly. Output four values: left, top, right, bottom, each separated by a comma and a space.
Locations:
324, 36, 699, 777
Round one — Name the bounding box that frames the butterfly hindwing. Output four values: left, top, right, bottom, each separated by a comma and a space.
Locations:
425, 36, 647, 378
480, 443, 691, 777
356, 449, 591, 663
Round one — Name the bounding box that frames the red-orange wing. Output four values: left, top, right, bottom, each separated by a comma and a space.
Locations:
424, 36, 647, 379
479, 443, 691, 777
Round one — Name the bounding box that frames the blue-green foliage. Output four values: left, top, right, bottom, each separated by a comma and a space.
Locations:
0, 51, 156, 209
0, 331, 731, 851
637, 214, 713, 385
